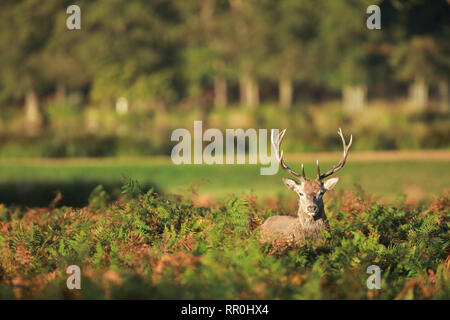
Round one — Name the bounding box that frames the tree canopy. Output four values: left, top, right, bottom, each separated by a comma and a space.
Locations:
0, 0, 448, 110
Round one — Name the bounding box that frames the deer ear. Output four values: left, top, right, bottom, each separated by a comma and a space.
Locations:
282, 178, 298, 191
323, 177, 339, 191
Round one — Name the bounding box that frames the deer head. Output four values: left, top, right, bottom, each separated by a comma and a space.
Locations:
271, 128, 352, 219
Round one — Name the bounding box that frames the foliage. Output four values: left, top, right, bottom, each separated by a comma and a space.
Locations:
0, 0, 448, 107
0, 183, 448, 299
0, 103, 448, 158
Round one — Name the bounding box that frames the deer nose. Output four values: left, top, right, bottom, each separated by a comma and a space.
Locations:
308, 205, 319, 213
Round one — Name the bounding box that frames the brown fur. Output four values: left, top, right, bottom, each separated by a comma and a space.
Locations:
264, 127, 352, 245
260, 178, 336, 244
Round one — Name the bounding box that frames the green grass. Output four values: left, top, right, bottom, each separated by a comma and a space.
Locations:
0, 158, 448, 205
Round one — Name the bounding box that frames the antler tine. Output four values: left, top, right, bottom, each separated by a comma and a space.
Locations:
301, 163, 306, 179
316, 160, 320, 179
318, 128, 353, 180
271, 129, 303, 179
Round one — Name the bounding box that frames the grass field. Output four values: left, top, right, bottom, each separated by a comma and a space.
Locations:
0, 152, 448, 207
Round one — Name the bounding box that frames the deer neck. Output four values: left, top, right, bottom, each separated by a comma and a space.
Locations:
297, 206, 327, 228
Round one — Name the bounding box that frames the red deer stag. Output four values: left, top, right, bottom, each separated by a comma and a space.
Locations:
260, 128, 353, 244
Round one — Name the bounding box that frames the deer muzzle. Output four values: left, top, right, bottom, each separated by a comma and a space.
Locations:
307, 205, 319, 216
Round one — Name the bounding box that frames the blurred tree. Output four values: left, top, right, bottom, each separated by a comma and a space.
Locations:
81, 0, 180, 117
313, 0, 382, 110
0, 0, 448, 122
391, 36, 449, 109
40, 0, 91, 103
226, 0, 267, 108
261, 0, 319, 109
0, 0, 58, 134
388, 0, 450, 110
176, 0, 232, 109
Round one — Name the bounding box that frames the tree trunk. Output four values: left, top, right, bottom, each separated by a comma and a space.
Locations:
342, 85, 367, 110
239, 73, 259, 108
438, 79, 449, 110
54, 82, 66, 102
214, 77, 227, 108
252, 81, 259, 107
24, 89, 43, 135
239, 73, 249, 106
408, 77, 428, 110
279, 78, 293, 109
154, 102, 168, 131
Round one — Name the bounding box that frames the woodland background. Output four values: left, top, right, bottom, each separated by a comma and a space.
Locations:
0, 0, 448, 157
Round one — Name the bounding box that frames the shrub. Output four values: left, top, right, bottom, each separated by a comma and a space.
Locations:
0, 102, 448, 157
0, 183, 448, 299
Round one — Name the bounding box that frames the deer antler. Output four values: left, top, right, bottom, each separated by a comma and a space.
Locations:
271, 129, 305, 180
316, 128, 353, 180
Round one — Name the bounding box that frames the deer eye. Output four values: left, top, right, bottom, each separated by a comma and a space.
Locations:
298, 192, 304, 196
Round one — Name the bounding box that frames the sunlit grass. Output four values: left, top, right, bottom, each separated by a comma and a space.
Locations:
0, 155, 448, 203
